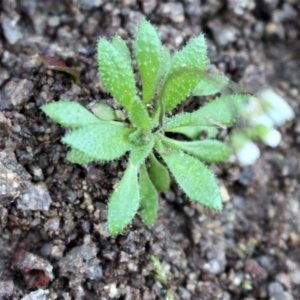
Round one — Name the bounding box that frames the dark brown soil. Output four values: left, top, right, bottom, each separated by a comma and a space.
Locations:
0, 0, 300, 299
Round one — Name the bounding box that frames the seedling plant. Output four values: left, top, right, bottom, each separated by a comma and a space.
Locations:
42, 20, 251, 235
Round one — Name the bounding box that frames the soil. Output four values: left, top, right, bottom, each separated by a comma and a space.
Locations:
0, 0, 300, 299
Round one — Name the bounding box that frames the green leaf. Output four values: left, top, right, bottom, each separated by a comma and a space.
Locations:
139, 163, 158, 226
42, 101, 101, 128
163, 94, 250, 130
62, 123, 133, 162
193, 73, 229, 96
165, 125, 218, 140
111, 35, 131, 62
148, 152, 170, 192
108, 163, 140, 236
97, 38, 137, 112
161, 137, 232, 163
135, 20, 162, 104
66, 148, 95, 164
156, 140, 222, 211
128, 97, 151, 130
91, 103, 117, 121
156, 46, 171, 85
130, 134, 154, 166
159, 34, 209, 112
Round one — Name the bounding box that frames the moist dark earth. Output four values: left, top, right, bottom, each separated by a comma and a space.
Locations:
0, 0, 300, 299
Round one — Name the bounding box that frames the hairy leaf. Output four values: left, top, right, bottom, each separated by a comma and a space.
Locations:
159, 34, 209, 112
97, 38, 136, 112
148, 152, 170, 192
42, 101, 101, 128
156, 46, 171, 85
165, 125, 218, 140
128, 97, 151, 130
139, 163, 158, 226
62, 123, 133, 161
108, 163, 140, 235
130, 134, 154, 166
161, 137, 232, 163
111, 35, 131, 62
156, 140, 222, 211
163, 94, 249, 130
66, 148, 95, 164
91, 103, 117, 121
135, 20, 162, 104
193, 73, 229, 96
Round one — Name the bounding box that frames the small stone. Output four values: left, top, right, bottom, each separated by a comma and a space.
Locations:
268, 282, 284, 296
291, 270, 300, 285
208, 20, 240, 46
58, 240, 102, 280
142, 0, 157, 14
1, 16, 23, 44
21, 289, 50, 300
44, 217, 60, 232
80, 0, 103, 11
271, 291, 294, 300
17, 182, 52, 211
0, 150, 30, 205
0, 280, 14, 297
0, 79, 34, 110
12, 249, 54, 288
47, 15, 60, 27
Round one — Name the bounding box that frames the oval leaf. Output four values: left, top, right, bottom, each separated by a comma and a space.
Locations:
156, 141, 222, 211
130, 135, 154, 166
128, 97, 151, 130
111, 35, 131, 62
62, 123, 133, 162
97, 38, 137, 112
135, 20, 162, 104
108, 163, 140, 236
162, 138, 232, 163
66, 148, 95, 165
193, 73, 229, 96
163, 94, 250, 130
91, 103, 117, 121
42, 101, 101, 128
165, 125, 218, 140
159, 34, 209, 112
139, 163, 159, 226
148, 153, 170, 192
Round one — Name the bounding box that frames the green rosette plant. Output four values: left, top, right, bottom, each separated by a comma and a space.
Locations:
42, 20, 249, 236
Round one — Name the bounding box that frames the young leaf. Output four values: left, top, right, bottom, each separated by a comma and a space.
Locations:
130, 134, 154, 166
159, 34, 209, 112
156, 140, 222, 211
139, 163, 158, 226
161, 137, 232, 163
42, 101, 101, 128
128, 97, 151, 130
111, 35, 131, 62
108, 163, 140, 236
148, 153, 170, 192
62, 123, 133, 161
165, 125, 218, 140
156, 46, 171, 85
135, 20, 162, 104
97, 38, 136, 112
66, 148, 95, 164
91, 103, 117, 121
193, 73, 229, 96
163, 94, 250, 130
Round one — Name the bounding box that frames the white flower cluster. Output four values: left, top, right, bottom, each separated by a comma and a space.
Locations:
235, 89, 295, 166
